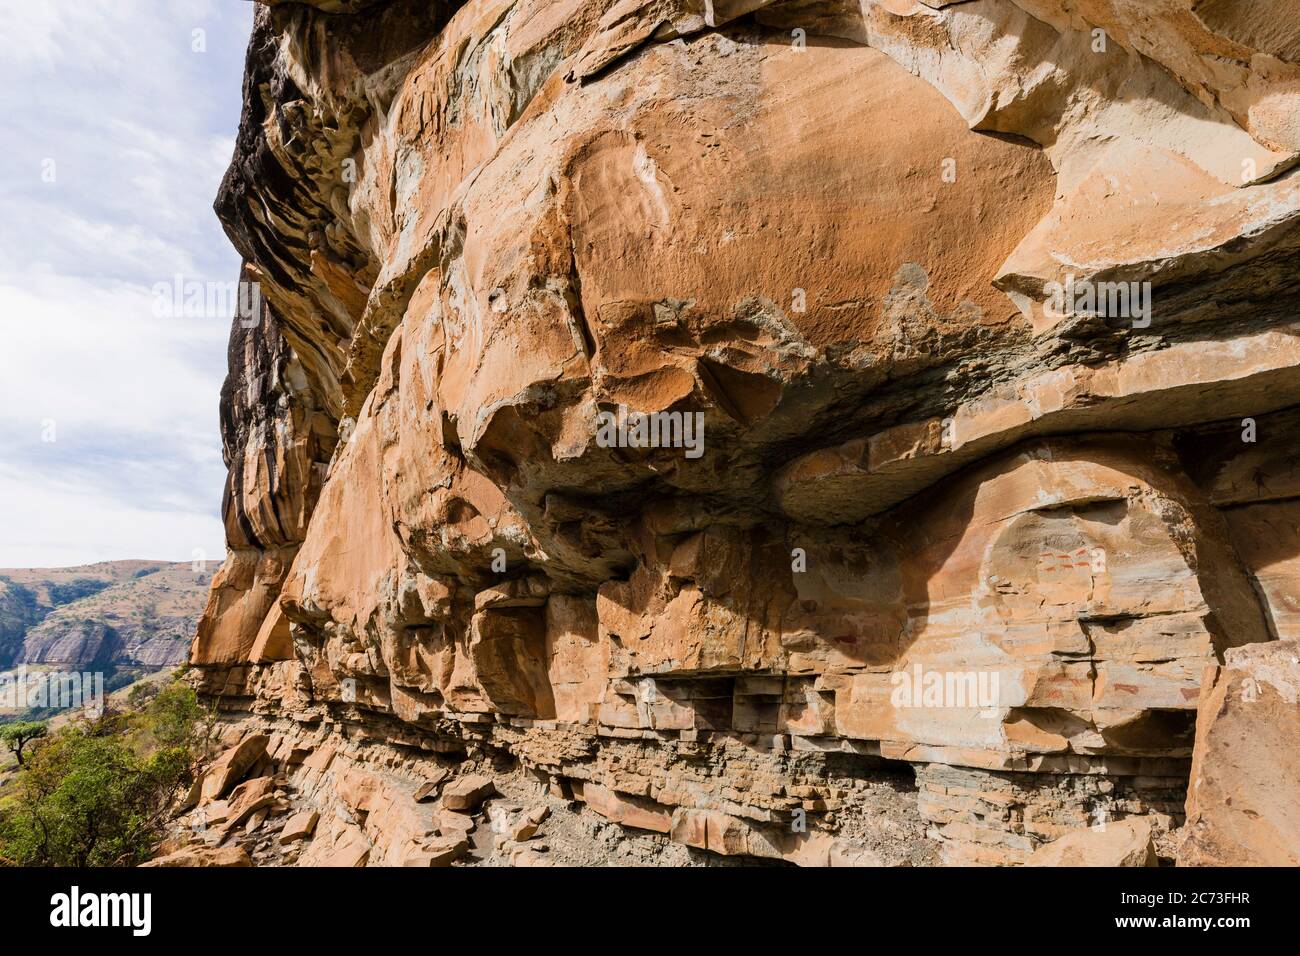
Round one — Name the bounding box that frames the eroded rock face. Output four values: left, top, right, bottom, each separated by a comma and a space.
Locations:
1178, 640, 1300, 866
193, 0, 1300, 865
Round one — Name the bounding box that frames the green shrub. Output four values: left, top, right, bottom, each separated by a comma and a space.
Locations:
132, 680, 204, 753
0, 677, 203, 867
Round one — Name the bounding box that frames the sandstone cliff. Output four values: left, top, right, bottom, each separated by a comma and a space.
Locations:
189, 0, 1300, 866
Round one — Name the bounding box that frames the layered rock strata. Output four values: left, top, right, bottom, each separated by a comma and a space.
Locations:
193, 0, 1300, 865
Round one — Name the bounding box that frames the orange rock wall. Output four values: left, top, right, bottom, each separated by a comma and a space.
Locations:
194, 0, 1300, 864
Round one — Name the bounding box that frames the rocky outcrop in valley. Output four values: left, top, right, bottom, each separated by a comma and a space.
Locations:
1, 561, 208, 674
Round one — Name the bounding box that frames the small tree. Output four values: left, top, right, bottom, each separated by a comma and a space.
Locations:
0, 723, 189, 866
0, 721, 47, 767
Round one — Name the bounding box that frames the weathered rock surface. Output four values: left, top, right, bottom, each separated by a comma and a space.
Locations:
200, 735, 270, 803
143, 845, 253, 868
1026, 818, 1157, 867
1178, 640, 1300, 866
189, 0, 1300, 865
441, 774, 496, 811
279, 810, 320, 844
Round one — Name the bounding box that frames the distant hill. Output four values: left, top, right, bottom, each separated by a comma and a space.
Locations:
0, 561, 210, 671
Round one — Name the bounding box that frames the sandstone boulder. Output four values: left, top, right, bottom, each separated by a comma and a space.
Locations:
142, 846, 252, 868
200, 735, 269, 803
509, 805, 550, 842
437, 809, 477, 838
314, 827, 371, 868
401, 836, 469, 867
1026, 819, 1157, 867
441, 775, 496, 812
279, 810, 320, 845
217, 776, 277, 842
413, 769, 450, 802
579, 784, 672, 834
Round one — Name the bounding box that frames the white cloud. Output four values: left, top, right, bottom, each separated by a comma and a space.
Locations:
0, 0, 252, 568
0, 470, 224, 570
0, 266, 227, 438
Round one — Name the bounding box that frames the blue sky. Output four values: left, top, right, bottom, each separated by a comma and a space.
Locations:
0, 0, 254, 568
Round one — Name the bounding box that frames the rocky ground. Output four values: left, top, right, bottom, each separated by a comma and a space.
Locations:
154, 716, 940, 868
158, 634, 1300, 869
